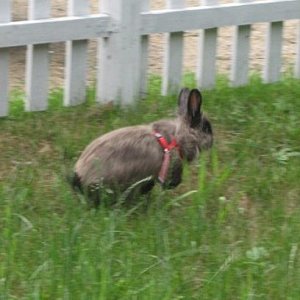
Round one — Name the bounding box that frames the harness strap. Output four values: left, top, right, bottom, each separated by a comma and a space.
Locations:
153, 131, 181, 184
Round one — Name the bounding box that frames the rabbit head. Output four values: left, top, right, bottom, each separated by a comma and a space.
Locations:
175, 88, 213, 162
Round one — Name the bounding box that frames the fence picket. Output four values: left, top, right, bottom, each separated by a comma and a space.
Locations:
0, 1, 10, 117
26, 0, 50, 112
162, 0, 185, 96
296, 21, 300, 77
264, 21, 283, 83
97, 0, 142, 104
197, 0, 219, 89
140, 0, 150, 98
231, 0, 253, 86
64, 0, 89, 106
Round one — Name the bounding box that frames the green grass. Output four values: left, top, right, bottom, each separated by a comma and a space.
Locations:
1, 75, 300, 299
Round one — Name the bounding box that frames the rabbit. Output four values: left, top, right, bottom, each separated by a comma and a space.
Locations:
71, 88, 213, 206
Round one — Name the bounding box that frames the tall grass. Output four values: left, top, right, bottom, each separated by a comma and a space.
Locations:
0, 75, 300, 299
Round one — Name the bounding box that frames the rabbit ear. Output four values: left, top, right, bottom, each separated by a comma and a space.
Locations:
178, 88, 190, 116
187, 89, 202, 126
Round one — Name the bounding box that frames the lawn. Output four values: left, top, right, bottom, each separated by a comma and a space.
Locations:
0, 75, 300, 299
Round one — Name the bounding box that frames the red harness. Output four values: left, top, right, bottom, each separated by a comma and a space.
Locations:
153, 131, 182, 184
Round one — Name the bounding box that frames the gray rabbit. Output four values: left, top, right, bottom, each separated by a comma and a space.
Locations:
72, 88, 213, 206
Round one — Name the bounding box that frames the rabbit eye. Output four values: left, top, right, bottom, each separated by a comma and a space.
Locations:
202, 119, 212, 135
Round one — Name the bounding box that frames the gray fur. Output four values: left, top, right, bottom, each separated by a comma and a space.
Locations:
72, 88, 213, 205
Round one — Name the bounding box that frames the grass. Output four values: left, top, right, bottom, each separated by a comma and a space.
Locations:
0, 74, 300, 299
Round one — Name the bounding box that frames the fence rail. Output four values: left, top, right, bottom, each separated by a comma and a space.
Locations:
0, 15, 114, 47
0, 0, 300, 117
141, 0, 300, 33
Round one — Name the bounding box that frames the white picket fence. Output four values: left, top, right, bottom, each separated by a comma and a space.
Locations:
0, 0, 300, 117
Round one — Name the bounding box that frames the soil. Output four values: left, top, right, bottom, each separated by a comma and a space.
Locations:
8, 0, 298, 91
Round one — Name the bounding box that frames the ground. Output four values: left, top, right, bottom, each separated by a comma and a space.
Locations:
1, 75, 300, 299
9, 0, 298, 90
